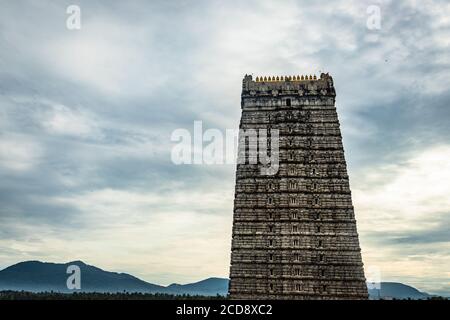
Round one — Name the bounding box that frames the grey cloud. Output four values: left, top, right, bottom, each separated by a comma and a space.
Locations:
362, 211, 450, 246
0, 0, 449, 289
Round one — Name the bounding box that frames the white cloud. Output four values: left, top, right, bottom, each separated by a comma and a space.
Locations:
40, 103, 100, 138
353, 144, 450, 293
0, 134, 42, 172
42, 19, 169, 97
2, 186, 235, 284
51, 187, 233, 226
354, 144, 450, 232
0, 0, 449, 293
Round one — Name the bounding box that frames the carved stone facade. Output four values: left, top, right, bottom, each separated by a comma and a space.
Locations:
228, 73, 368, 299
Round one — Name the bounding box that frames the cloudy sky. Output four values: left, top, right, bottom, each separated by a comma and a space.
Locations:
0, 0, 449, 295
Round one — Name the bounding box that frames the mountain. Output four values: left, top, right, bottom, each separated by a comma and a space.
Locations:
0, 260, 436, 299
0, 260, 165, 293
0, 260, 228, 295
166, 277, 228, 296
368, 282, 430, 300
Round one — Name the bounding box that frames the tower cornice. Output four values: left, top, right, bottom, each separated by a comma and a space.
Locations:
242, 73, 335, 97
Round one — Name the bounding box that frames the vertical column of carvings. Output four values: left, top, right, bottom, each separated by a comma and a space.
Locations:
230, 100, 270, 299
279, 101, 295, 299
290, 99, 313, 298
306, 99, 334, 298
304, 98, 368, 299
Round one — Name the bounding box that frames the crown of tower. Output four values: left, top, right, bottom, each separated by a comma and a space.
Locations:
255, 74, 319, 82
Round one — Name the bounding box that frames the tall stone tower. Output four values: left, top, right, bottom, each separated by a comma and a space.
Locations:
228, 74, 368, 299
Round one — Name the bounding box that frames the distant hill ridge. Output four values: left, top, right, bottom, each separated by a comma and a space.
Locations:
0, 260, 226, 296
0, 260, 432, 299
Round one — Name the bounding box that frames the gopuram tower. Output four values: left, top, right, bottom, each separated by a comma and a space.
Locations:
228, 73, 368, 299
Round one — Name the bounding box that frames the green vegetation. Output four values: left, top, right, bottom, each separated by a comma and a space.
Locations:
0, 290, 227, 300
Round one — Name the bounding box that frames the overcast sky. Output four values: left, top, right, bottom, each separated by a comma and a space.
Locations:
0, 0, 449, 295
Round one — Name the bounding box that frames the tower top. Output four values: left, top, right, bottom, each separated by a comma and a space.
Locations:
242, 73, 335, 96
255, 74, 318, 82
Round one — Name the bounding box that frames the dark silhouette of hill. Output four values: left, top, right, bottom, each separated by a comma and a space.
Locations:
165, 277, 228, 296
0, 260, 164, 293
368, 282, 430, 300
0, 260, 438, 299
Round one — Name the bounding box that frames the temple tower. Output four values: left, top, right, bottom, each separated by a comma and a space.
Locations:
228, 73, 368, 299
